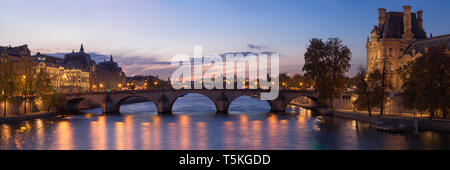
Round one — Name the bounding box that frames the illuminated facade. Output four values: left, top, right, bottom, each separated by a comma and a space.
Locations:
367, 6, 450, 91
36, 61, 90, 93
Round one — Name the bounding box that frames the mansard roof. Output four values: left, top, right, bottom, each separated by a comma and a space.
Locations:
63, 45, 94, 68
379, 12, 427, 39
97, 59, 122, 73
0, 45, 31, 57
405, 34, 450, 55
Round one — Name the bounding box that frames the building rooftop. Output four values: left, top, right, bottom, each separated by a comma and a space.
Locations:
379, 12, 427, 39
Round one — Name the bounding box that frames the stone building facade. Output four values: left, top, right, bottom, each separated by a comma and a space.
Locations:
63, 44, 125, 91
35, 52, 90, 93
366, 5, 450, 91
92, 55, 126, 91
0, 45, 33, 62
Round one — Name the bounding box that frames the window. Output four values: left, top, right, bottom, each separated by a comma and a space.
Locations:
389, 48, 393, 57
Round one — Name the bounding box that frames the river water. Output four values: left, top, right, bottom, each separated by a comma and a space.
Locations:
1, 94, 449, 150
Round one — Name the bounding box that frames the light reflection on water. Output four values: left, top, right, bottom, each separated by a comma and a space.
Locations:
1, 94, 450, 150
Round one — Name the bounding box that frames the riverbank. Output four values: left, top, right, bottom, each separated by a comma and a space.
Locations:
0, 111, 60, 124
330, 109, 450, 133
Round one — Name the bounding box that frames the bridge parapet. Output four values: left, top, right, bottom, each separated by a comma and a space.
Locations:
66, 89, 319, 114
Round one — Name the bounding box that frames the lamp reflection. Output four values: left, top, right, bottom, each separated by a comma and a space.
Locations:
151, 116, 161, 150
125, 116, 134, 150
267, 115, 278, 149
35, 119, 44, 149
179, 115, 191, 150
57, 121, 73, 150
239, 115, 249, 147
196, 122, 207, 150
223, 121, 235, 150
90, 116, 107, 150
251, 120, 263, 149
115, 122, 125, 150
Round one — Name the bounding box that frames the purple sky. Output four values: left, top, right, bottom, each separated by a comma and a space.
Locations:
1, 0, 449, 78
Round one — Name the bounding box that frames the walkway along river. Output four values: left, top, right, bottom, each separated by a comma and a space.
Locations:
1, 94, 450, 150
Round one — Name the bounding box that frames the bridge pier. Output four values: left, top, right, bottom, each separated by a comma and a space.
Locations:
214, 92, 230, 114
269, 100, 287, 113
102, 94, 120, 114
155, 94, 173, 114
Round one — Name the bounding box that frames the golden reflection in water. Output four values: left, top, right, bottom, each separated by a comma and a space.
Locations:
239, 115, 249, 147
251, 120, 263, 149
179, 115, 191, 150
124, 116, 134, 150
56, 121, 73, 150
196, 122, 207, 150
337, 120, 359, 149
90, 116, 107, 150
35, 119, 44, 149
1, 124, 11, 149
267, 114, 278, 149
115, 122, 125, 150
295, 110, 310, 150
382, 135, 408, 150
421, 131, 441, 149
151, 116, 161, 150
278, 119, 289, 148
223, 121, 235, 150
141, 122, 151, 150
168, 122, 177, 150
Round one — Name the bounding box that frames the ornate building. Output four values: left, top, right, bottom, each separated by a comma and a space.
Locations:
63, 44, 126, 91
92, 55, 126, 91
367, 6, 450, 91
0, 45, 33, 62
63, 44, 96, 72
35, 53, 90, 93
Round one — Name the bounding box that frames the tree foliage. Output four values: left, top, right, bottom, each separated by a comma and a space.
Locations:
399, 45, 450, 119
303, 37, 351, 107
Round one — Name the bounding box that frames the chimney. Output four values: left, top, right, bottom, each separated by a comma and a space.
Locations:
378, 8, 386, 26
402, 6, 413, 39
417, 10, 423, 28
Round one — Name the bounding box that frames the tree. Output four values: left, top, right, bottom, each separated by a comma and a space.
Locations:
35, 68, 53, 112
17, 61, 36, 114
303, 37, 351, 108
353, 64, 391, 116
353, 67, 373, 116
0, 59, 19, 117
399, 45, 449, 119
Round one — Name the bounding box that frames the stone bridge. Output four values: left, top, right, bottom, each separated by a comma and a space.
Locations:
65, 89, 319, 114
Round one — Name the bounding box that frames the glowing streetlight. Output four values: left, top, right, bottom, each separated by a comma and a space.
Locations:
154, 81, 158, 86
99, 84, 104, 88
118, 84, 122, 88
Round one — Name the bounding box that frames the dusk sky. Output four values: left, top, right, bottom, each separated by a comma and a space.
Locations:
1, 0, 449, 78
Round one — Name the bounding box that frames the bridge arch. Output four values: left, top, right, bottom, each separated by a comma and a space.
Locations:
67, 97, 103, 113
114, 95, 157, 114
228, 95, 271, 114
170, 92, 217, 114
286, 95, 320, 110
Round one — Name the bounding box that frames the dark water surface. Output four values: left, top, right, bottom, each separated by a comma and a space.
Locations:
1, 94, 449, 150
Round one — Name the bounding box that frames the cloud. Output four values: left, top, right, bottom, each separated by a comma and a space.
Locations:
247, 43, 268, 50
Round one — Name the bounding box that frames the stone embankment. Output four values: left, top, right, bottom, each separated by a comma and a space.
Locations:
332, 110, 450, 133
